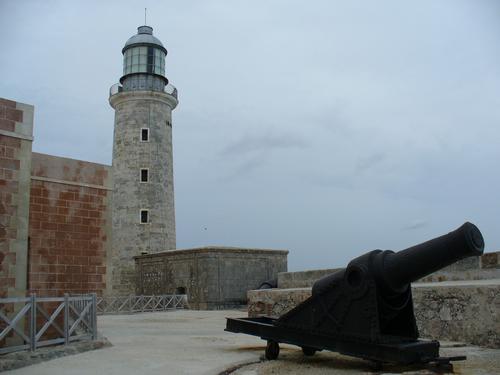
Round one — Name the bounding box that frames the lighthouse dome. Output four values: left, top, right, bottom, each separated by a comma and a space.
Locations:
123, 26, 167, 54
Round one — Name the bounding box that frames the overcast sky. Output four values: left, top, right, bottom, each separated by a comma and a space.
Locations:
1, 0, 499, 271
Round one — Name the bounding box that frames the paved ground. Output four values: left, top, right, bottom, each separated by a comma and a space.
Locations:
6, 309, 500, 375
7, 310, 263, 375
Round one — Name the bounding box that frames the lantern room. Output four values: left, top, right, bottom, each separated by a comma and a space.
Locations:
120, 25, 169, 92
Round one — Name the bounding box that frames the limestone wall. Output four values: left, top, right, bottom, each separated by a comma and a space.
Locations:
413, 281, 499, 349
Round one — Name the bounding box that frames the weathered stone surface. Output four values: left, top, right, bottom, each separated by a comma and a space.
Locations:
248, 287, 311, 318
419, 252, 500, 282
413, 281, 500, 349
482, 252, 499, 269
109, 90, 178, 295
278, 269, 341, 289
0, 336, 111, 372
135, 246, 288, 309
247, 279, 500, 348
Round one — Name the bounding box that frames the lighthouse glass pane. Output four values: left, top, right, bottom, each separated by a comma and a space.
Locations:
123, 47, 166, 75
152, 49, 164, 75
125, 54, 133, 74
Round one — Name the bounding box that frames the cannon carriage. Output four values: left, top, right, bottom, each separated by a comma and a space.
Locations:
225, 222, 485, 368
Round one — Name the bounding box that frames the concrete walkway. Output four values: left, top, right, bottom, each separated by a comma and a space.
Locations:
7, 310, 264, 375
6, 309, 500, 375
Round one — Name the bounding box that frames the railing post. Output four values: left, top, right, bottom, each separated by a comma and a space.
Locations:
64, 293, 69, 345
29, 294, 36, 351
91, 293, 97, 340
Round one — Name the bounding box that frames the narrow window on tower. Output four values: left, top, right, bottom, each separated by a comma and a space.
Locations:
140, 209, 149, 224
140, 168, 149, 183
141, 128, 149, 142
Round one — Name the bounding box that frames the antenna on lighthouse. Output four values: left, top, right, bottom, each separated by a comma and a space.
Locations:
144, 8, 147, 25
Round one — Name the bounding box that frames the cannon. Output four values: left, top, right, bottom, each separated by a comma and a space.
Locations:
225, 222, 484, 368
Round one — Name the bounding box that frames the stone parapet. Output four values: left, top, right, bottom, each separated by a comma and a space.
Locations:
412, 280, 500, 349
277, 268, 341, 289
277, 252, 500, 289
247, 279, 500, 348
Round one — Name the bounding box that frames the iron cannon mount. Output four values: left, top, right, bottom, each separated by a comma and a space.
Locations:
225, 222, 485, 370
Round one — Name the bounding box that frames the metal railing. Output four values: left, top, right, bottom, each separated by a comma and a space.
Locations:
109, 83, 123, 96
0, 294, 97, 355
109, 83, 178, 99
96, 295, 187, 315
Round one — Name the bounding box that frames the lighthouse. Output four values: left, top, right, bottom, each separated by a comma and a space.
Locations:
109, 25, 178, 294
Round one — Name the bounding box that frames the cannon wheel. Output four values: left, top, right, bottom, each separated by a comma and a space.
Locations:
371, 360, 383, 371
265, 340, 280, 360
301, 346, 316, 356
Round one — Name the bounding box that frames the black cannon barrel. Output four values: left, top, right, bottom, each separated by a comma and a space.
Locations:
381, 222, 484, 291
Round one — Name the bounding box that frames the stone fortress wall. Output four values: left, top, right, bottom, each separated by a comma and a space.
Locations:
0, 98, 33, 300
28, 153, 111, 296
135, 246, 288, 309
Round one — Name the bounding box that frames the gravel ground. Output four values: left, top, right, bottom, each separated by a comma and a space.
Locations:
231, 342, 500, 375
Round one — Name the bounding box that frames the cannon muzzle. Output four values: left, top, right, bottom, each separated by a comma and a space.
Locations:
313, 222, 485, 295
377, 222, 484, 291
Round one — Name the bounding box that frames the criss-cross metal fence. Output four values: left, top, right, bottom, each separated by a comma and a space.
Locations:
0, 294, 97, 355
96, 295, 187, 314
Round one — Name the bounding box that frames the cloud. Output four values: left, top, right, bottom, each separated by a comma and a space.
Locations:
216, 131, 309, 181
3, 1, 500, 271
309, 174, 355, 190
218, 154, 267, 182
220, 132, 309, 157
355, 152, 386, 173
402, 220, 429, 231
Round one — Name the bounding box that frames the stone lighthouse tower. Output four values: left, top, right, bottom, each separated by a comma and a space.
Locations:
109, 25, 178, 294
